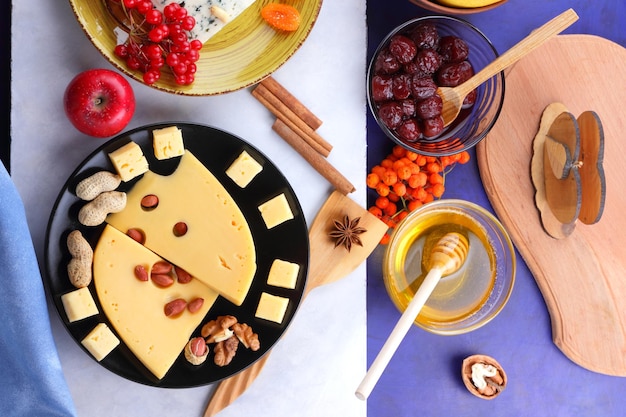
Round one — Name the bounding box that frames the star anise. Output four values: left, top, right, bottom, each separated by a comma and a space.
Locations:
329, 215, 367, 252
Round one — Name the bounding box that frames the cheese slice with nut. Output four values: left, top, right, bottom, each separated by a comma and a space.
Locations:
152, 0, 256, 43
106, 151, 257, 306
93, 225, 218, 379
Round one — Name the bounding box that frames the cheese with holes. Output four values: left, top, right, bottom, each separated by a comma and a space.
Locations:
267, 259, 299, 289
61, 287, 99, 322
81, 323, 120, 362
152, 126, 185, 160
258, 193, 294, 229
255, 292, 289, 324
106, 151, 256, 306
225, 150, 263, 188
93, 225, 219, 379
108, 141, 149, 182
152, 0, 256, 44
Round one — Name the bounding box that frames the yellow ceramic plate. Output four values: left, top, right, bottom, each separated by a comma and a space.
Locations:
68, 0, 323, 95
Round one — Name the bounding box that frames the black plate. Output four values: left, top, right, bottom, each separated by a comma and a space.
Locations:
43, 122, 309, 388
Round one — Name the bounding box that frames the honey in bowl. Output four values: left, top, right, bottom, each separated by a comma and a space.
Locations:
383, 199, 515, 335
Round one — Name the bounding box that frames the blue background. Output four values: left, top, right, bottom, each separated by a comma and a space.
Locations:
366, 1, 626, 416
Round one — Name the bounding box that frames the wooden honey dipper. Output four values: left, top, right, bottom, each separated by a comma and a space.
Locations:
356, 232, 470, 400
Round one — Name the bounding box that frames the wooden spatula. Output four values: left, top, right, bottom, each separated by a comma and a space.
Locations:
203, 190, 389, 417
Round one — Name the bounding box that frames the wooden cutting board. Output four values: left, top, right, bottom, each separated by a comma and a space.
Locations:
476, 35, 626, 376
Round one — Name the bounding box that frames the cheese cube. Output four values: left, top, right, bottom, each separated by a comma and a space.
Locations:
267, 259, 300, 289
152, 126, 185, 160
225, 150, 263, 188
255, 292, 289, 324
258, 193, 294, 229
81, 323, 120, 362
108, 141, 149, 182
61, 287, 99, 322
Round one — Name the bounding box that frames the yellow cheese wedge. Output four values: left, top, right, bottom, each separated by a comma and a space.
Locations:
258, 193, 294, 229
267, 259, 300, 289
81, 323, 120, 362
255, 292, 289, 324
225, 150, 263, 188
152, 126, 185, 160
106, 152, 256, 306
93, 225, 218, 379
61, 287, 99, 322
108, 141, 149, 182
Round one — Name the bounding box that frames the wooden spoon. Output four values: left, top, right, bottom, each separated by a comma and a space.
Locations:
355, 231, 470, 400
203, 190, 389, 417
439, 8, 579, 127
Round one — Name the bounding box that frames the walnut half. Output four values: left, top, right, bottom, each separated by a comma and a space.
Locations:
461, 354, 507, 399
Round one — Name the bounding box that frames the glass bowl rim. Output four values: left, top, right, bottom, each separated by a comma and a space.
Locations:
367, 15, 506, 157
382, 198, 516, 335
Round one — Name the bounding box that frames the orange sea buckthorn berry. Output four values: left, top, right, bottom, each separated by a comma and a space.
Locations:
381, 158, 394, 169
372, 165, 386, 177
407, 200, 423, 212
431, 183, 445, 198
423, 192, 435, 203
396, 210, 409, 222
366, 173, 380, 189
392, 182, 407, 197
387, 191, 401, 203
396, 165, 411, 181
458, 151, 471, 164
383, 202, 398, 216
376, 183, 390, 197
429, 173, 444, 185
392, 159, 406, 171
381, 170, 398, 186
375, 196, 390, 209
405, 150, 418, 161
426, 161, 442, 173
392, 145, 406, 158
416, 155, 427, 166
408, 162, 421, 175
379, 233, 391, 245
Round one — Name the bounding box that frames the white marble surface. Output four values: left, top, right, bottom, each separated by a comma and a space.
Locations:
11, 1, 368, 416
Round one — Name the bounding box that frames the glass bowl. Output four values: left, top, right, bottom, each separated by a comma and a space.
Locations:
367, 16, 505, 156
382, 199, 515, 335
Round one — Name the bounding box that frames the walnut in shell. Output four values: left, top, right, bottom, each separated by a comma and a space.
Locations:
461, 354, 507, 399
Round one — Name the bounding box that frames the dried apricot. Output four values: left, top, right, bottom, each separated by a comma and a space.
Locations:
261, 4, 301, 32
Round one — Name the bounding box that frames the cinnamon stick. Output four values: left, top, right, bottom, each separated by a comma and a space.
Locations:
272, 119, 355, 195
252, 84, 333, 157
260, 76, 323, 130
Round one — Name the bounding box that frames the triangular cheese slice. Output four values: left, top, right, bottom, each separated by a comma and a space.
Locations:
93, 225, 219, 379
106, 152, 257, 306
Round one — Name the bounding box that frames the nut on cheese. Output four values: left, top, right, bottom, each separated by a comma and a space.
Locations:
267, 259, 299, 289
225, 150, 263, 188
81, 323, 120, 362
258, 193, 294, 229
255, 292, 289, 324
152, 126, 185, 160
61, 287, 99, 322
108, 141, 149, 182
93, 225, 219, 379
106, 151, 256, 306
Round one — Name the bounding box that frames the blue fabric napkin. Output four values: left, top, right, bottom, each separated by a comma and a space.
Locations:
0, 162, 77, 417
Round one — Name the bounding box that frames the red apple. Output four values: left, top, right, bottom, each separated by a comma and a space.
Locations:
63, 69, 135, 138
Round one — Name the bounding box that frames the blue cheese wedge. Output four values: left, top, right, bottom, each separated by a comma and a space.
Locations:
152, 0, 256, 43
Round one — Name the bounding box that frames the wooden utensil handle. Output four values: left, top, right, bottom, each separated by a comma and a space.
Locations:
460, 8, 579, 95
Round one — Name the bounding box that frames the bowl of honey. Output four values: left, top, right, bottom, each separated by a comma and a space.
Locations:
382, 199, 515, 335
